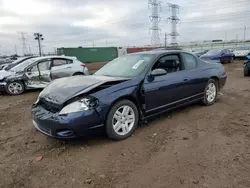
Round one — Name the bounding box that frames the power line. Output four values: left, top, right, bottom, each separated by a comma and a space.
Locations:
164, 32, 168, 47
148, 0, 161, 46
244, 25, 247, 41
17, 32, 29, 56
168, 3, 180, 46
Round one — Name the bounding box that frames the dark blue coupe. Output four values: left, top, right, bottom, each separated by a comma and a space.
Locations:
32, 50, 227, 140
200, 49, 234, 64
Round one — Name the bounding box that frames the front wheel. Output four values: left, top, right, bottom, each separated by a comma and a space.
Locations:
106, 100, 139, 140
203, 79, 218, 106
6, 81, 25, 95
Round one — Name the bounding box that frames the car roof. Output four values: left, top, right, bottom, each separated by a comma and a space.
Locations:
130, 49, 188, 55
32, 55, 77, 61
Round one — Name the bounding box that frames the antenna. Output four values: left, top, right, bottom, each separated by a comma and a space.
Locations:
148, 0, 161, 46
167, 3, 180, 46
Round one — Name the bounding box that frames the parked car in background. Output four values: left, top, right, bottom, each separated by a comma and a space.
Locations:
0, 56, 89, 95
243, 55, 250, 76
31, 50, 227, 140
0, 56, 37, 70
233, 47, 250, 59
200, 49, 234, 63
191, 49, 208, 57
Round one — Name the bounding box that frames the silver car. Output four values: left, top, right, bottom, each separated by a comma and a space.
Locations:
0, 55, 89, 95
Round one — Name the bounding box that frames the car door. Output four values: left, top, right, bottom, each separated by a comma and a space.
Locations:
37, 59, 52, 87
143, 54, 188, 114
221, 49, 231, 62
50, 58, 73, 80
25, 59, 51, 88
180, 52, 207, 98
25, 63, 41, 88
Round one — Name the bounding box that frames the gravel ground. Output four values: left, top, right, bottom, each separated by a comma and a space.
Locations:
1, 60, 250, 188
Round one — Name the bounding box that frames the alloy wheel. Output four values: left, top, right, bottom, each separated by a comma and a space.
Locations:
8, 82, 23, 95
206, 83, 216, 103
112, 105, 135, 136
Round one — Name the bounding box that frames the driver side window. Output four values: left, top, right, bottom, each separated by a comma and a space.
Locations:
38, 60, 51, 71
152, 54, 182, 73
30, 65, 38, 72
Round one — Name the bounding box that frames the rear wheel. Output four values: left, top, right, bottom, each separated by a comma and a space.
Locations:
244, 65, 249, 76
6, 81, 25, 95
202, 79, 218, 106
106, 100, 139, 140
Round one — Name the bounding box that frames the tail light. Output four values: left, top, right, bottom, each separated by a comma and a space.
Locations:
81, 63, 86, 67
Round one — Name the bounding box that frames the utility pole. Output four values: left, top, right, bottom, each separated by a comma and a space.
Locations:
244, 25, 246, 41
34, 33, 44, 56
168, 3, 180, 46
164, 32, 167, 47
148, 0, 161, 46
14, 44, 18, 55
18, 32, 28, 56
28, 45, 32, 55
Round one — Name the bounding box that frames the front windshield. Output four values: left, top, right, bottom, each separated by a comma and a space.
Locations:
94, 54, 155, 77
10, 58, 37, 72
206, 49, 221, 55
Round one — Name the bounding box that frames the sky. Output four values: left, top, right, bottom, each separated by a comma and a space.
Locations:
0, 0, 249, 55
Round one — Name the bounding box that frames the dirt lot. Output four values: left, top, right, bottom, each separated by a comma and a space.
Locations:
1, 61, 250, 188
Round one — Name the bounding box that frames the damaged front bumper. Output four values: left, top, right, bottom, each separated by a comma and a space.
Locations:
31, 104, 104, 139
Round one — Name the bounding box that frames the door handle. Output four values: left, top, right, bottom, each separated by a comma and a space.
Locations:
66, 66, 72, 68
183, 78, 188, 82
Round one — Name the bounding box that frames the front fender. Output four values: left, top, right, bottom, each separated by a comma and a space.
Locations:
93, 85, 141, 120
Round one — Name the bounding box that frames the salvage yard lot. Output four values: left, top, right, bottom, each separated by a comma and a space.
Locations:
1, 61, 250, 188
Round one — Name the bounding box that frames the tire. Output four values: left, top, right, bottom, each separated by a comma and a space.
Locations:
202, 79, 218, 106
106, 99, 139, 140
244, 65, 249, 76
73, 72, 84, 76
229, 56, 234, 63
6, 81, 25, 95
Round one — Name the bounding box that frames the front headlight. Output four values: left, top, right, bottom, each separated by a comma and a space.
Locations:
59, 97, 98, 115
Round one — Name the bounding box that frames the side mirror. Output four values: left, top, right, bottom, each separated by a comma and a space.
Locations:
150, 68, 167, 77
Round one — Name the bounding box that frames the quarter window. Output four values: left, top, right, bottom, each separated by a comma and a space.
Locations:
52, 59, 72, 66
182, 53, 197, 70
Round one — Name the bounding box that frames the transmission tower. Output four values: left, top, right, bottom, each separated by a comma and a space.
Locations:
148, 0, 161, 46
167, 3, 180, 46
18, 32, 29, 55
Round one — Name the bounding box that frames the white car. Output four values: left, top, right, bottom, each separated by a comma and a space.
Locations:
233, 47, 250, 59
0, 55, 90, 95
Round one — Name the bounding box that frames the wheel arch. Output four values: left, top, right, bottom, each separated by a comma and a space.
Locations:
107, 95, 143, 120
73, 72, 84, 76
209, 76, 219, 89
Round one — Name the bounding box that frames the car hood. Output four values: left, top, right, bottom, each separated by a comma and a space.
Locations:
39, 75, 129, 105
0, 70, 15, 79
